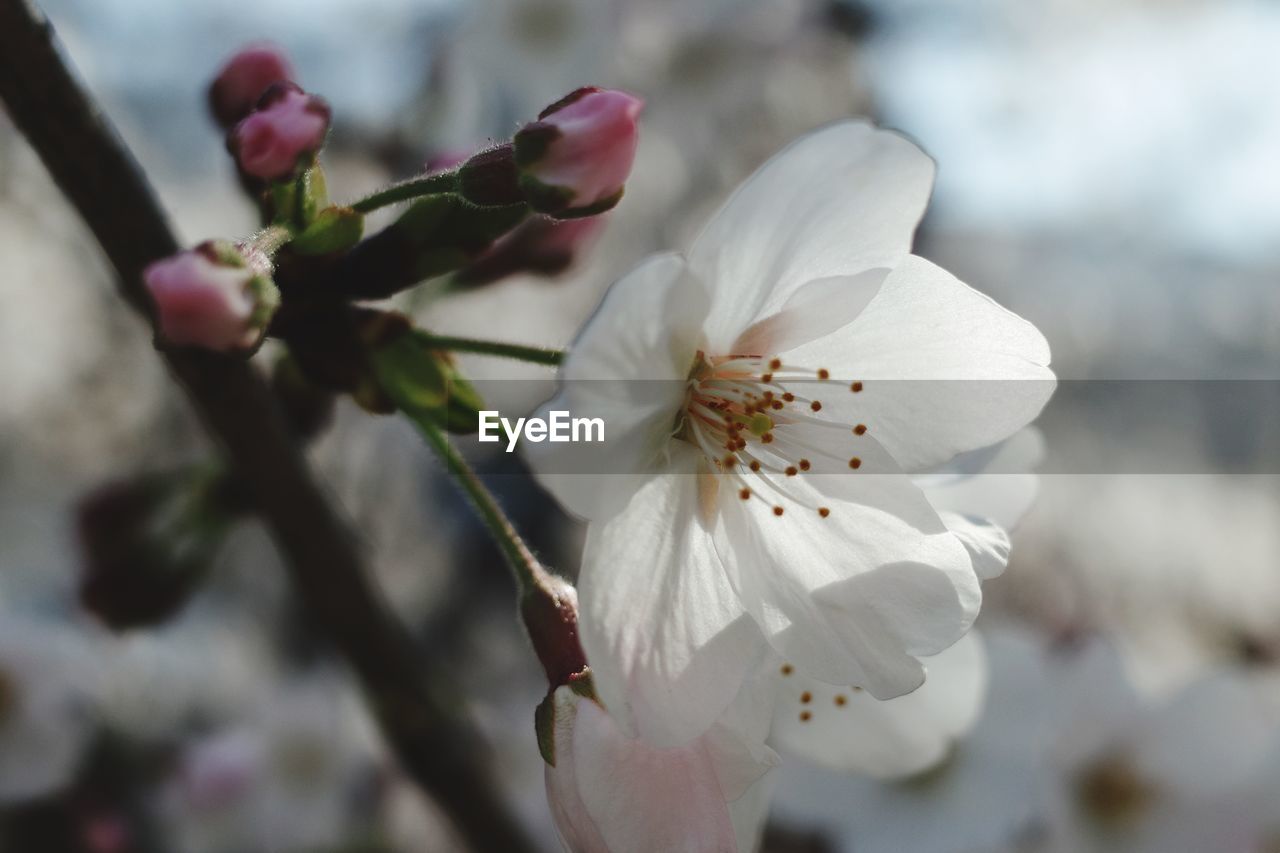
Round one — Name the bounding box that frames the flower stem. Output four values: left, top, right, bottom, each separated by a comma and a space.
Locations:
414, 331, 564, 366
414, 418, 546, 592
350, 172, 458, 213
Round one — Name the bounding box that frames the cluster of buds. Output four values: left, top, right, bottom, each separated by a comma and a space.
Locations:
143, 44, 641, 366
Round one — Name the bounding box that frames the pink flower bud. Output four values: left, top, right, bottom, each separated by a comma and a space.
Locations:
144, 243, 276, 351
514, 87, 643, 217
208, 43, 294, 128
228, 84, 330, 182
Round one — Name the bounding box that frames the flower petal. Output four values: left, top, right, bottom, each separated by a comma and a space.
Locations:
547, 688, 742, 853
689, 122, 935, 351
938, 512, 1011, 581
730, 269, 888, 358
527, 253, 708, 520
715, 471, 980, 699
915, 428, 1045, 531
769, 630, 987, 777
579, 444, 766, 747
779, 255, 1055, 472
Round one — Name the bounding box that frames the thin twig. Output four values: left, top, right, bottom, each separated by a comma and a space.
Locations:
0, 2, 541, 850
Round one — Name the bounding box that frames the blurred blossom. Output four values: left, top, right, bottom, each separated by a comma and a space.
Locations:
163, 670, 384, 853
772, 626, 1280, 853
0, 615, 101, 803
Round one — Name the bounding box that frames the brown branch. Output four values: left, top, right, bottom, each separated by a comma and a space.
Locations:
0, 2, 541, 850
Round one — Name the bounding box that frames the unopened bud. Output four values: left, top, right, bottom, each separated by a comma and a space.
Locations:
229, 83, 331, 182
513, 87, 642, 218
209, 43, 294, 128
454, 215, 604, 287
144, 241, 279, 352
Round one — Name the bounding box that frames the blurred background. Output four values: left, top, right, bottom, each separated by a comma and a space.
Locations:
1, 0, 1279, 850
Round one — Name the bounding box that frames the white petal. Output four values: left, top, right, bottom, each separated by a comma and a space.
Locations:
527, 253, 707, 520
547, 688, 742, 853
689, 122, 935, 351
770, 630, 988, 777
939, 512, 1011, 580
779, 255, 1055, 472
729, 269, 888, 358
715, 471, 980, 699
579, 444, 766, 747
915, 428, 1045, 531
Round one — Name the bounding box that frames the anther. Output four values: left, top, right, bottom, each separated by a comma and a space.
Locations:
749, 460, 761, 472
834, 695, 847, 706
848, 457, 862, 469
769, 358, 782, 370
760, 373, 773, 384
739, 488, 751, 501
799, 711, 812, 722
798, 459, 811, 471
817, 368, 830, 380
781, 664, 794, 676
785, 466, 798, 477
782, 392, 795, 402
818, 507, 830, 518
771, 400, 783, 410
810, 400, 822, 412
723, 454, 737, 468
761, 433, 774, 444
800, 691, 812, 704
854, 424, 867, 435
850, 381, 863, 393
772, 506, 784, 517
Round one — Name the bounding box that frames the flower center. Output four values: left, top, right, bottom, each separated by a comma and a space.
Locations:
679, 351, 866, 519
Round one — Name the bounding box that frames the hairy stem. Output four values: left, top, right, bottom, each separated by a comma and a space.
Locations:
350, 171, 458, 213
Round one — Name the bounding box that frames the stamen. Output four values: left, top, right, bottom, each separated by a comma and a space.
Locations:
769, 358, 782, 371
850, 381, 863, 393
834, 694, 847, 706
785, 466, 798, 477
799, 711, 812, 722
782, 392, 795, 402
848, 457, 862, 469
739, 488, 751, 500
817, 368, 830, 380
749, 460, 761, 472
800, 691, 812, 704
853, 424, 867, 435
798, 459, 811, 471
772, 506, 784, 517
810, 400, 822, 412
818, 507, 830, 518
781, 664, 794, 676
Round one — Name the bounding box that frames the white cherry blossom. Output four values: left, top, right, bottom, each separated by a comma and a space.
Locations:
528, 121, 1055, 748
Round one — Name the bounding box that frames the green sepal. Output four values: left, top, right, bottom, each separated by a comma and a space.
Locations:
535, 691, 558, 767
290, 206, 365, 256
369, 329, 486, 434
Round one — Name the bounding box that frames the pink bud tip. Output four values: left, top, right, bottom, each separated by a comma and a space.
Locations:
515, 87, 644, 216
229, 84, 331, 182
209, 44, 294, 128
144, 248, 261, 351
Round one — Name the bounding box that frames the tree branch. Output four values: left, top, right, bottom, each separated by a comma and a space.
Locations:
0, 2, 541, 850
